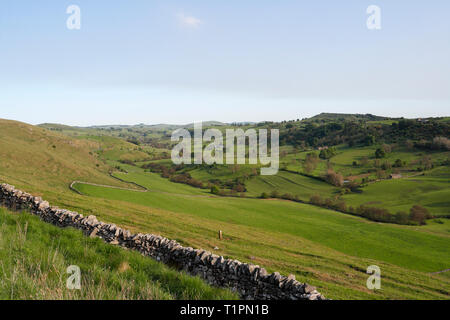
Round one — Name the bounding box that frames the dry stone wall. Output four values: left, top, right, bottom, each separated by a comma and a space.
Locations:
0, 183, 325, 300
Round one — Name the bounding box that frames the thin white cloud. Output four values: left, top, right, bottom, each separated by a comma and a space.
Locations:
177, 13, 202, 28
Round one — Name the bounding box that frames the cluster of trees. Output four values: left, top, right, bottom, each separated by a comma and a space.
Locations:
375, 148, 386, 159
142, 162, 249, 193
259, 190, 301, 202
310, 195, 347, 212
118, 159, 137, 166
170, 173, 205, 189
404, 205, 433, 225
126, 138, 140, 146
415, 136, 450, 151
309, 195, 433, 225
418, 155, 434, 171
394, 120, 449, 141
211, 185, 247, 197
279, 117, 449, 149
141, 162, 176, 178
393, 159, 406, 168
142, 163, 207, 189
319, 147, 337, 159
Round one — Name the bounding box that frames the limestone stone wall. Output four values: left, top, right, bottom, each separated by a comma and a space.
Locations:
0, 183, 324, 300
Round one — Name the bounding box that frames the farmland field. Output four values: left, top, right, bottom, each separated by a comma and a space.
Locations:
72, 164, 450, 299
342, 166, 450, 216
1, 117, 449, 300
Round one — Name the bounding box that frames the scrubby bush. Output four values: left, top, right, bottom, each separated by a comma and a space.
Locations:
432, 136, 450, 150
325, 169, 344, 187
270, 190, 280, 198
310, 194, 323, 206
375, 148, 386, 159
303, 152, 319, 174
395, 212, 410, 225
210, 185, 220, 195
409, 205, 432, 225
393, 159, 405, 168
260, 192, 270, 199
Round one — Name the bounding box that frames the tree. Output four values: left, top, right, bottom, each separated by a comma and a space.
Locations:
325, 169, 344, 187
364, 135, 375, 146
432, 136, 450, 151
381, 144, 392, 154
405, 140, 414, 150
361, 156, 369, 166
319, 147, 337, 160
310, 194, 323, 205
381, 161, 391, 171
303, 152, 319, 174
409, 205, 431, 225
260, 192, 270, 199
375, 148, 386, 159
395, 212, 410, 224
420, 156, 433, 170
210, 185, 220, 195
393, 159, 404, 168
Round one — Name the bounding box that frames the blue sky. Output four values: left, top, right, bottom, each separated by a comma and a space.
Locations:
0, 1, 449, 125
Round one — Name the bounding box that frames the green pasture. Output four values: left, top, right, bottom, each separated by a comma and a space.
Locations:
343, 166, 450, 216
0, 208, 236, 300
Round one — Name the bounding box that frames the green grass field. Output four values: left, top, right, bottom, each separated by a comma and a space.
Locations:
161, 142, 449, 218
72, 165, 450, 300
245, 171, 337, 200
0, 207, 236, 300
1, 118, 449, 300
342, 166, 450, 216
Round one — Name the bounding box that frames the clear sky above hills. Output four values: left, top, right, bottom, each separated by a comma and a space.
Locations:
0, 1, 449, 125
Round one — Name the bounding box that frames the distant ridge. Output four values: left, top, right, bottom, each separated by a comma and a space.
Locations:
38, 121, 228, 131
309, 113, 390, 122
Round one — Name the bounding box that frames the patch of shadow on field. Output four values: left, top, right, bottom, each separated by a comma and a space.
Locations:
426, 201, 450, 208
406, 179, 424, 183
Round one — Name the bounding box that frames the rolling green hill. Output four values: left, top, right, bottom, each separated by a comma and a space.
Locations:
1, 118, 449, 300
0, 207, 235, 300
0, 119, 134, 193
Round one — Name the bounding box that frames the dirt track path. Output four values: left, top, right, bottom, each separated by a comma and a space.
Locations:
430, 268, 450, 275
70, 181, 148, 193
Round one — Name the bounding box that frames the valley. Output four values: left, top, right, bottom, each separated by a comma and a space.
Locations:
1, 115, 449, 299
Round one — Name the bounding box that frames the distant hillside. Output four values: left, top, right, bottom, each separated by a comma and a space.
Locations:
39, 121, 228, 132
39, 123, 81, 130
0, 119, 127, 193
309, 113, 389, 122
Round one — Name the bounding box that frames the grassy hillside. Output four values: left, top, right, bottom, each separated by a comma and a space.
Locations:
1, 118, 449, 300
245, 171, 337, 200
70, 163, 450, 300
0, 119, 137, 194
0, 207, 236, 300
342, 166, 450, 216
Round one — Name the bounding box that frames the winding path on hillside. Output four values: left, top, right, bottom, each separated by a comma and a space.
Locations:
430, 268, 450, 275
69, 175, 216, 199
70, 180, 148, 194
